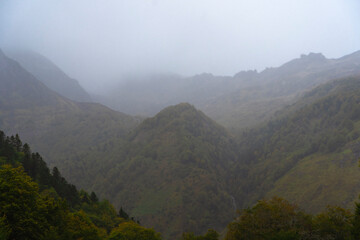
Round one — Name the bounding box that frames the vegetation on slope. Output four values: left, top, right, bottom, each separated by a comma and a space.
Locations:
225, 196, 360, 240
0, 130, 160, 240
0, 49, 140, 190
98, 103, 239, 239
233, 76, 360, 211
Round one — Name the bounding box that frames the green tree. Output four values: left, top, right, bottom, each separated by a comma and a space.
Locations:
182, 229, 219, 240
352, 200, 360, 238
108, 221, 161, 240
90, 191, 99, 202
66, 210, 102, 240
225, 197, 312, 240
0, 215, 10, 240
314, 205, 353, 240
118, 206, 129, 220
0, 165, 45, 239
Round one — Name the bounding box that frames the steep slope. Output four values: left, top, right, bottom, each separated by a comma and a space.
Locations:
97, 51, 360, 130
0, 130, 158, 240
6, 49, 92, 102
233, 76, 360, 212
98, 103, 239, 239
0, 49, 139, 190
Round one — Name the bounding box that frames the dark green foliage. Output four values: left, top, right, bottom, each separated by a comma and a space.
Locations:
181, 229, 219, 240
118, 207, 129, 220
91, 191, 99, 202
0, 215, 10, 240
0, 165, 44, 239
0, 131, 161, 239
0, 130, 80, 207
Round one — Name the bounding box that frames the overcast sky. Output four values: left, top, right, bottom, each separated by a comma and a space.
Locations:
1, 0, 359, 92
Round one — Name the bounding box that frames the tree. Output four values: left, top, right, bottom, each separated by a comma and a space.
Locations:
108, 221, 161, 240
0, 215, 10, 240
0, 165, 45, 239
352, 200, 360, 238
90, 191, 99, 203
118, 206, 129, 220
182, 229, 219, 240
225, 197, 312, 240
314, 205, 353, 240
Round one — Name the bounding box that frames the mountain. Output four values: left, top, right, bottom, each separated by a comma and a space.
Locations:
96, 51, 360, 131
96, 103, 239, 239
4, 46, 360, 238
0, 50, 238, 238
232, 76, 360, 213
0, 49, 139, 190
5, 49, 92, 102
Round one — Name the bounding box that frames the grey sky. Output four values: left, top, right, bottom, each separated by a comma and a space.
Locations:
1, 0, 359, 92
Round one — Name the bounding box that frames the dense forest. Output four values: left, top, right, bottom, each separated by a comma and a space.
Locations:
3, 131, 360, 239
0, 131, 161, 240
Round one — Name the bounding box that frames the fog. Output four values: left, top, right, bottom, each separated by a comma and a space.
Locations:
1, 0, 359, 92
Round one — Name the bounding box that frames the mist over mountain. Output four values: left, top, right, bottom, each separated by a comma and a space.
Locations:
96, 51, 360, 131
5, 49, 92, 102
0, 50, 139, 189
1, 1, 360, 239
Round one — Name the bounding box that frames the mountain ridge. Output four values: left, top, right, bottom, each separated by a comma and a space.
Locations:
5, 49, 92, 102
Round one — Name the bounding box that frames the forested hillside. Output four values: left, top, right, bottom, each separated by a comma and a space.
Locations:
97, 103, 239, 239
6, 49, 92, 102
0, 130, 161, 240
0, 49, 140, 189
233, 76, 360, 212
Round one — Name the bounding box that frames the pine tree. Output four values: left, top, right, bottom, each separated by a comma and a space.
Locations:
118, 207, 129, 220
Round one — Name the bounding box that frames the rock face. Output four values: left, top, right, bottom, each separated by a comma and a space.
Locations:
5, 49, 92, 102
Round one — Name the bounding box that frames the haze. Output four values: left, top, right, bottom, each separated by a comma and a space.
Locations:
1, 0, 359, 92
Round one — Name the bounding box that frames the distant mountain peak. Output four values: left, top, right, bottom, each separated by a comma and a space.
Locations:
159, 102, 196, 114
300, 52, 326, 61
138, 103, 200, 130
233, 69, 258, 79
130, 102, 227, 144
